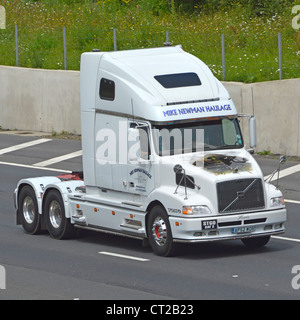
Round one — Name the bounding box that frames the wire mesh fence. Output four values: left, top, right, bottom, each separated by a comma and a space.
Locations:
0, 23, 299, 83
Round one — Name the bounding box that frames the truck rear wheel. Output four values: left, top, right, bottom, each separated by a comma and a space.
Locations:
44, 190, 75, 240
147, 206, 176, 257
19, 186, 42, 235
241, 236, 270, 249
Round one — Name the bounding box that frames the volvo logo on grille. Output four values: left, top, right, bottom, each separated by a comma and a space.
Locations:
237, 191, 246, 200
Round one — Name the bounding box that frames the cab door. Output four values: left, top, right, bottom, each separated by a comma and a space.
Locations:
127, 122, 155, 195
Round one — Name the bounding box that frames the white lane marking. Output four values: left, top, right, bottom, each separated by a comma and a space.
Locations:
0, 161, 72, 173
0, 138, 52, 155
272, 236, 300, 244
99, 251, 150, 262
265, 164, 300, 182
34, 150, 82, 167
285, 199, 300, 205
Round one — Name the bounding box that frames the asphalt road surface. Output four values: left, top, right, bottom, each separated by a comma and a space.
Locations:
0, 132, 299, 302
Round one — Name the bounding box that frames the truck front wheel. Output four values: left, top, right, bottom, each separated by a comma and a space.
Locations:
19, 186, 42, 235
147, 206, 176, 257
44, 190, 75, 240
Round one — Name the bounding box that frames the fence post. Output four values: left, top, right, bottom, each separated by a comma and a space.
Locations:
63, 27, 67, 70
15, 25, 19, 67
278, 33, 282, 80
221, 34, 225, 81
164, 31, 172, 46
113, 28, 117, 51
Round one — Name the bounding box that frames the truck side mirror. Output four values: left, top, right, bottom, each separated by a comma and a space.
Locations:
280, 155, 287, 164
249, 116, 257, 148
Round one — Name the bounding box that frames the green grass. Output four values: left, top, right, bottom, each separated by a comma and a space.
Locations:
0, 0, 299, 82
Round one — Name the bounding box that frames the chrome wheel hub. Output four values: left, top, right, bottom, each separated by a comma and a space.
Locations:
49, 200, 62, 229
152, 217, 167, 247
23, 196, 35, 224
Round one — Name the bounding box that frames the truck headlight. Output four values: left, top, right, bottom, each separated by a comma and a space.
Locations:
182, 206, 212, 216
270, 197, 285, 208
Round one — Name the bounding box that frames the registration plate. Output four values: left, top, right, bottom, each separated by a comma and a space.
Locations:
202, 220, 217, 230
232, 226, 256, 234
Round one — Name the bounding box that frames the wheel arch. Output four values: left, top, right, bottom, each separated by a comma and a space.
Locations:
16, 182, 45, 233
42, 186, 67, 219
16, 181, 44, 225
145, 200, 166, 237
42, 179, 84, 220
16, 176, 63, 215
146, 201, 177, 257
16, 183, 36, 225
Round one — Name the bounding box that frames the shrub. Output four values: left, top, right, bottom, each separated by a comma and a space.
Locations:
243, 0, 294, 17
191, 0, 294, 16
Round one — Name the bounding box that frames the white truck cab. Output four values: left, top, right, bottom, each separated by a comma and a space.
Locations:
14, 46, 287, 256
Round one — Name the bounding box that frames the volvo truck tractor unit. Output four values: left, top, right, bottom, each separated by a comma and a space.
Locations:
14, 46, 287, 256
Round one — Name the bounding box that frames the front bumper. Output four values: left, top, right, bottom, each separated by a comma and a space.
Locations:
169, 208, 287, 243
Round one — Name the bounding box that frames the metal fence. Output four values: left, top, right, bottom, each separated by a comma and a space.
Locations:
11, 24, 285, 81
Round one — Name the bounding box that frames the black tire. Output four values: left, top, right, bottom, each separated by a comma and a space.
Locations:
18, 186, 42, 235
44, 190, 75, 240
147, 205, 176, 257
241, 236, 271, 249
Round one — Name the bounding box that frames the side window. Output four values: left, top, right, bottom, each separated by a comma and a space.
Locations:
130, 123, 151, 160
99, 78, 115, 101
139, 127, 151, 160
222, 119, 238, 146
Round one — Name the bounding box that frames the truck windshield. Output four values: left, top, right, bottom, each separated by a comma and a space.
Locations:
152, 118, 244, 156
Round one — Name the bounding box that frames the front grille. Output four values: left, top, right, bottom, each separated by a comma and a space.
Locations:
217, 178, 265, 213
